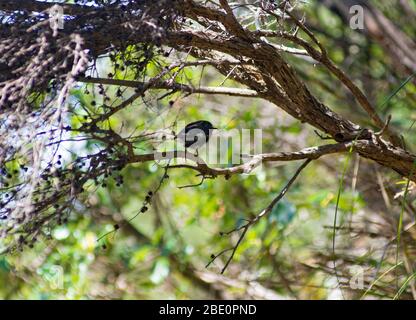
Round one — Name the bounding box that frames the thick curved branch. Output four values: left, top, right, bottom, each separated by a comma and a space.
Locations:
124, 139, 416, 181
127, 142, 348, 176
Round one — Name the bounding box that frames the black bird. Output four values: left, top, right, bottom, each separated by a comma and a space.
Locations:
176, 120, 217, 152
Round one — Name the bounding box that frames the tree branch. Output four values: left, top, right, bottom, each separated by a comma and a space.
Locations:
79, 77, 259, 98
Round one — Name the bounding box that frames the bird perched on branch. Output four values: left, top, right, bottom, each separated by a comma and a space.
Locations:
176, 120, 217, 154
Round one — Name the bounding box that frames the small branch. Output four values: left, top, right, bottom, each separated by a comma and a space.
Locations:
218, 0, 251, 40
282, 8, 327, 55
178, 175, 211, 189
128, 142, 355, 178
217, 159, 312, 274
375, 115, 392, 137
220, 226, 249, 274
79, 77, 259, 98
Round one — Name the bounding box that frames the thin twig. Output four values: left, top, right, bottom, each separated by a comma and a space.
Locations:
217, 159, 312, 274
